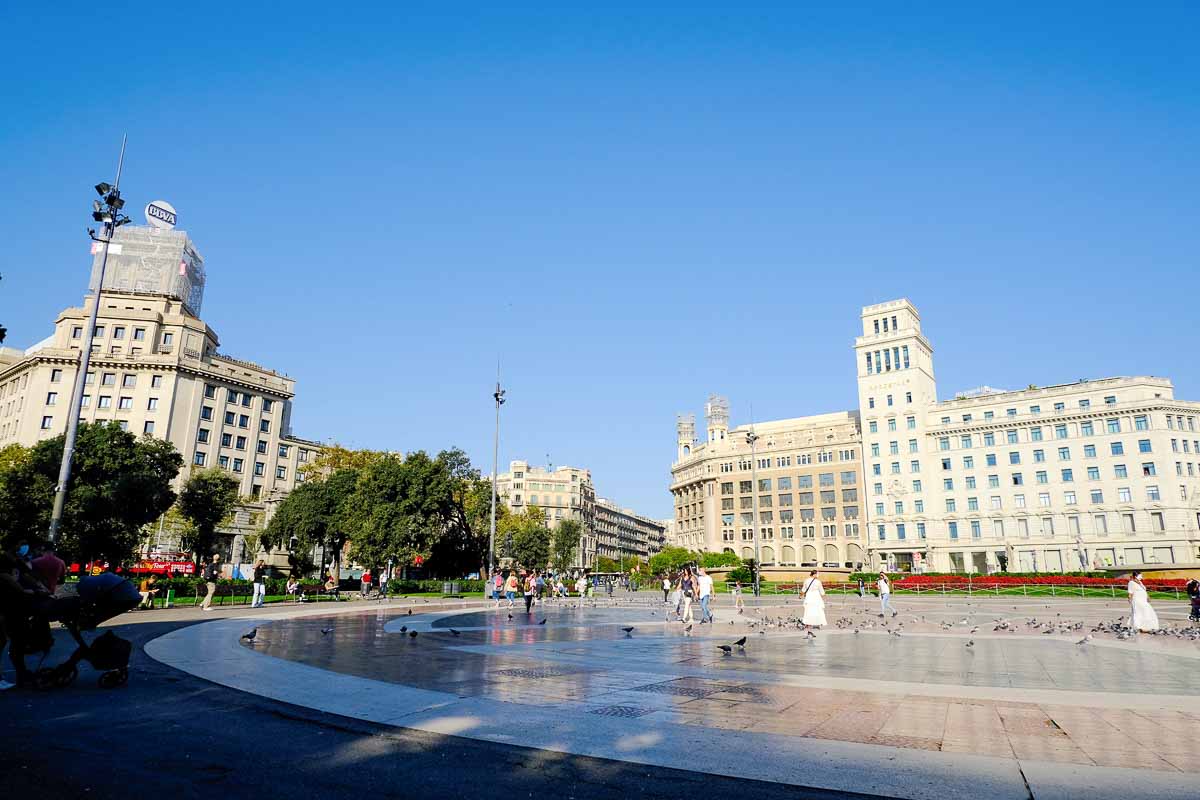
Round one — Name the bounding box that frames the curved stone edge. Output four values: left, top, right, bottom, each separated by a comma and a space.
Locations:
145, 617, 1197, 800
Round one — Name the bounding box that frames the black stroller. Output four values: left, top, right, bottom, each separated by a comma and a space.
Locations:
34, 572, 141, 689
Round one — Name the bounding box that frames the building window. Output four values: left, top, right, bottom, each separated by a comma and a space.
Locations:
262, 399, 273, 413
948, 521, 958, 539
205, 384, 217, 399
239, 415, 250, 428
45, 392, 57, 405
98, 396, 112, 409
224, 411, 235, 425
144, 421, 155, 434
147, 397, 158, 411
236, 436, 247, 450
233, 458, 244, 473
1107, 419, 1121, 434
1138, 439, 1152, 453
1142, 462, 1156, 477
101, 372, 115, 386
1118, 487, 1132, 503
133, 327, 145, 341
151, 375, 163, 389
1081, 421, 1093, 436
1111, 441, 1124, 455
1009, 452, 1021, 465
254, 462, 265, 477
276, 466, 287, 479
1012, 472, 1023, 486
1134, 415, 1149, 431
41, 416, 53, 429
197, 428, 210, 443
194, 451, 207, 466
1147, 485, 1161, 502
71, 326, 83, 339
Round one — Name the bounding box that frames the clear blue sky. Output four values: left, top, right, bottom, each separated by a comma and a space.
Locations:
3, 3, 1198, 519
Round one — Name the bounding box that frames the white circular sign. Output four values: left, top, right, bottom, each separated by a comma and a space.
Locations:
145, 200, 177, 229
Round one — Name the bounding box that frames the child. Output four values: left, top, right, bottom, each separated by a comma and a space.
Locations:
733, 581, 745, 614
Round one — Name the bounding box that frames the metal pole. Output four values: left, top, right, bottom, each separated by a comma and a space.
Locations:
48, 136, 127, 544
747, 429, 761, 597
487, 373, 505, 580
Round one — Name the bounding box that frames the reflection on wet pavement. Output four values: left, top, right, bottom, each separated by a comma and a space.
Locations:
246, 605, 1200, 771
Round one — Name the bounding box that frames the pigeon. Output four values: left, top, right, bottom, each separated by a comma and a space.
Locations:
321, 627, 334, 636
400, 625, 408, 632
1076, 635, 1093, 645
717, 645, 733, 654
684, 624, 694, 635
621, 627, 635, 636
734, 636, 746, 648
241, 628, 257, 643
965, 640, 975, 648
539, 619, 547, 625
450, 629, 461, 636
408, 609, 413, 615
409, 630, 419, 639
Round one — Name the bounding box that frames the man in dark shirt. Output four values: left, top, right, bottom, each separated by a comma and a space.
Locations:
200, 554, 221, 611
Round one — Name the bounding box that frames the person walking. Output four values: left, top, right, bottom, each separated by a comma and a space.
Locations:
505, 571, 518, 608
536, 572, 546, 602
662, 574, 671, 603
378, 568, 389, 598
679, 568, 695, 624
1187, 578, 1200, 626
492, 571, 503, 605
696, 567, 715, 624
733, 581, 745, 614
251, 560, 267, 608
801, 570, 826, 638
360, 569, 373, 599
200, 554, 221, 611
877, 572, 896, 618
1127, 571, 1160, 633
523, 572, 536, 614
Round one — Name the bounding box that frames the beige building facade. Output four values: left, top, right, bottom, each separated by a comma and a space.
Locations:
495, 459, 663, 568
593, 498, 666, 564
855, 299, 1200, 572
0, 226, 324, 565
670, 398, 866, 568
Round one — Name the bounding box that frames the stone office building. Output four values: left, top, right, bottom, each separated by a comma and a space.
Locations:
670, 396, 867, 568
855, 299, 1200, 572
0, 223, 324, 566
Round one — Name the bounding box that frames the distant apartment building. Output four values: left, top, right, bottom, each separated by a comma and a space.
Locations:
855, 299, 1200, 572
594, 498, 666, 564
0, 223, 323, 566
670, 397, 866, 568
495, 459, 663, 568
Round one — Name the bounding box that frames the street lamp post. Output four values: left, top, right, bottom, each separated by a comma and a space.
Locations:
746, 428, 761, 597
48, 136, 132, 544
487, 375, 505, 581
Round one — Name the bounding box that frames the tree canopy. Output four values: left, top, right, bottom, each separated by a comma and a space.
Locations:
177, 467, 241, 564
262, 467, 358, 576
0, 423, 182, 564
501, 504, 550, 570
550, 518, 581, 573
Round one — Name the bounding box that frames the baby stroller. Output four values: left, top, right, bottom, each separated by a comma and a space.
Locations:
34, 572, 140, 690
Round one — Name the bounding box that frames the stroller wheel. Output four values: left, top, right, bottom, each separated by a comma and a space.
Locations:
98, 667, 128, 689
57, 665, 79, 688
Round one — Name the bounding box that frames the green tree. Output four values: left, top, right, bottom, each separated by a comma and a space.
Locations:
0, 423, 182, 565
426, 449, 493, 577
550, 518, 581, 573
263, 468, 358, 576
648, 546, 699, 575
595, 556, 621, 573
298, 443, 384, 480
177, 467, 240, 565
342, 452, 448, 572
503, 505, 550, 569
699, 550, 742, 569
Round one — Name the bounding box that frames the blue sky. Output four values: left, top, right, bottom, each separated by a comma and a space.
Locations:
3, 3, 1198, 518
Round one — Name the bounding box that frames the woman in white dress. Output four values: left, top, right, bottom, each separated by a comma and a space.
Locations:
1127, 571, 1159, 633
801, 570, 826, 638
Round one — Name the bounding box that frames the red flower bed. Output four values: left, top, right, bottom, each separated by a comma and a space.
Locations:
893, 574, 1186, 589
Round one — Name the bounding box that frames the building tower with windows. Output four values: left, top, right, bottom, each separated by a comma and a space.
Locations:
676, 413, 696, 461
855, 299, 1200, 572
705, 394, 729, 443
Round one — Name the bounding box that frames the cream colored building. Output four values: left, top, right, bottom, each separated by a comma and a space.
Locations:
670, 397, 866, 567
856, 299, 1200, 572
0, 227, 324, 566
593, 498, 666, 564
496, 460, 597, 567
495, 460, 663, 568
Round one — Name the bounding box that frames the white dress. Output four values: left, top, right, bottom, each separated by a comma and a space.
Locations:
802, 578, 827, 627
1128, 580, 1159, 632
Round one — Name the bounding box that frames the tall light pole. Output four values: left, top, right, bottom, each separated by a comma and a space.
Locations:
48, 136, 132, 544
746, 428, 761, 597
487, 373, 505, 580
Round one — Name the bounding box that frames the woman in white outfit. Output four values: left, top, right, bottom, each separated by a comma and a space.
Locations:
1127, 571, 1159, 632
801, 570, 826, 638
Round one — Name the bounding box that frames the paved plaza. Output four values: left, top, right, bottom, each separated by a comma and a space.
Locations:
137, 592, 1200, 799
